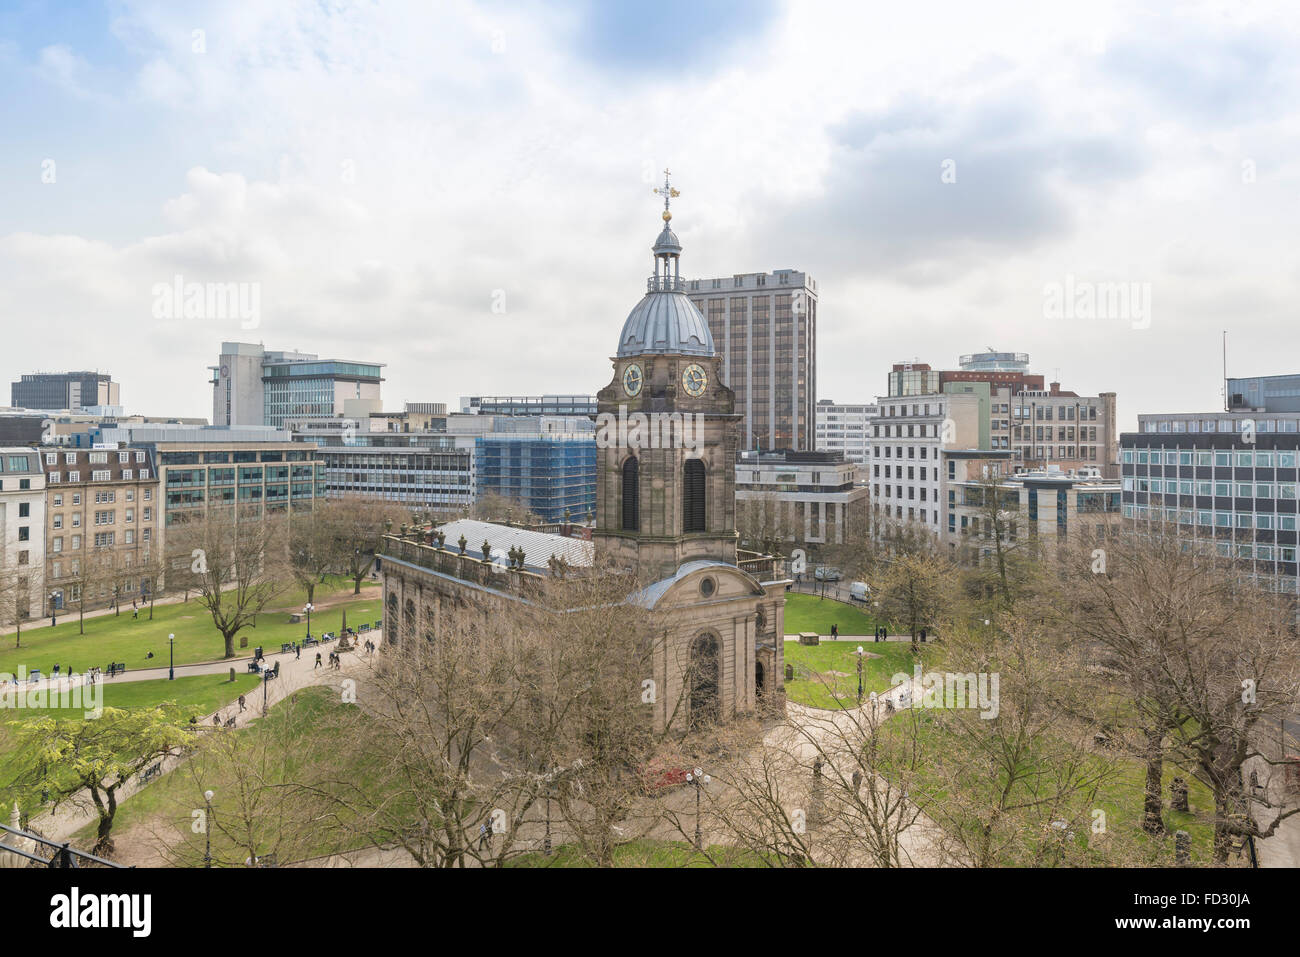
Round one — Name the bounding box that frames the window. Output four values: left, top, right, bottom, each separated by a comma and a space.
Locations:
71, 535, 81, 549
621, 458, 639, 531
53, 514, 62, 529
52, 536, 63, 552
683, 459, 706, 533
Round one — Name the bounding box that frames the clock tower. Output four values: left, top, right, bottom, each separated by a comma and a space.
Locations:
594, 172, 741, 582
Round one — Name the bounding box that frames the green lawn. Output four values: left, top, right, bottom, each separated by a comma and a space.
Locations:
0, 582, 381, 679
783, 638, 917, 709
783, 592, 886, 637
0, 672, 262, 721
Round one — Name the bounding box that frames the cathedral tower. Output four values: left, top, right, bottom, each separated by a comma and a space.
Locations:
593, 172, 741, 582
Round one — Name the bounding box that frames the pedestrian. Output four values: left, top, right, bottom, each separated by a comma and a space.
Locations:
52, 664, 59, 676
238, 694, 246, 712
315, 652, 322, 669
295, 643, 301, 660
830, 623, 838, 640
479, 823, 490, 851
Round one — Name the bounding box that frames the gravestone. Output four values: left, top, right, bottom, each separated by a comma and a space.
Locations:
1170, 777, 1189, 813
784, 663, 794, 681
798, 632, 820, 646
228, 667, 236, 683
1174, 829, 1191, 865
240, 636, 248, 649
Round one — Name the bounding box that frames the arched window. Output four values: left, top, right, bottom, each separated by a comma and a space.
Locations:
622, 457, 640, 531
683, 459, 706, 532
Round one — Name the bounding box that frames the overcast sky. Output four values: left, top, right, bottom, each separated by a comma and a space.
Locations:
3, 0, 1299, 431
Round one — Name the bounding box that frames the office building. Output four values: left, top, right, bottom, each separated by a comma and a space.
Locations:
0, 449, 47, 622
459, 395, 596, 417
210, 342, 384, 429
11, 372, 119, 412
735, 450, 868, 554
1121, 401, 1300, 595
814, 399, 877, 466
685, 268, 817, 451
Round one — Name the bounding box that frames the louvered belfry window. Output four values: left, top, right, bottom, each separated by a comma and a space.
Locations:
622, 457, 640, 531
683, 459, 706, 532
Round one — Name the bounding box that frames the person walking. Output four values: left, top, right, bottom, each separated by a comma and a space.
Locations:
830, 623, 838, 640
295, 643, 301, 660
238, 694, 246, 713
315, 652, 322, 670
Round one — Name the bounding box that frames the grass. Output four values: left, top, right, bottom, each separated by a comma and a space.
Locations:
0, 672, 262, 721
65, 686, 372, 858
783, 592, 887, 637
0, 579, 380, 679
782, 638, 917, 709
879, 707, 1219, 864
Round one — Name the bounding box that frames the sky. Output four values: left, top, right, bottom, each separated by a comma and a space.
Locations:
2, 0, 1300, 431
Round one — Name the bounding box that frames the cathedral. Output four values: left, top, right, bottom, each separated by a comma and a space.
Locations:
379, 173, 787, 731
593, 173, 788, 728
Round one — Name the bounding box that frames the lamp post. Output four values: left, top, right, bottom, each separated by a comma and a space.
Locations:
168, 633, 175, 681
203, 789, 214, 868
543, 770, 554, 857
49, 592, 57, 628
262, 669, 271, 716
304, 602, 314, 641
855, 645, 866, 705
686, 766, 710, 850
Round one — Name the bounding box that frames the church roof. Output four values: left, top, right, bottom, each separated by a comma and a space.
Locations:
435, 519, 593, 573
616, 292, 714, 358
630, 560, 759, 609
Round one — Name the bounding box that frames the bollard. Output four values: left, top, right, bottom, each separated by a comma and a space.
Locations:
229, 667, 236, 683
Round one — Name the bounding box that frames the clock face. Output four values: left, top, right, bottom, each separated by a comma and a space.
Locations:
622, 363, 643, 397
682, 363, 707, 397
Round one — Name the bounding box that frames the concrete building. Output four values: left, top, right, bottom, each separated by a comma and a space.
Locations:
11, 372, 119, 412
686, 268, 817, 451
210, 342, 384, 429
869, 391, 985, 537
40, 447, 160, 613
735, 450, 868, 556
814, 399, 877, 466
459, 395, 596, 417
945, 458, 1121, 555
1122, 404, 1300, 596
0, 449, 46, 622
886, 352, 1119, 478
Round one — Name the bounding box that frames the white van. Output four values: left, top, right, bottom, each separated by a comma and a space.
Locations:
849, 581, 871, 602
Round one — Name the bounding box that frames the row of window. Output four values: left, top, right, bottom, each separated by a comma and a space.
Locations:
1124, 449, 1300, 467
50, 527, 151, 552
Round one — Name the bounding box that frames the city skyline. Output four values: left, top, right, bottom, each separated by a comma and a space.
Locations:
5, 2, 1300, 429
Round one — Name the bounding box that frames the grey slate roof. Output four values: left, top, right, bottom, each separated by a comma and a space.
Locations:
616, 292, 715, 358
435, 519, 593, 572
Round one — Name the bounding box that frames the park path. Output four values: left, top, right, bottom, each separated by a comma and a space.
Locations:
28, 630, 386, 845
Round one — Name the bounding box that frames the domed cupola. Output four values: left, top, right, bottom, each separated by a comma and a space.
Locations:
616, 170, 715, 359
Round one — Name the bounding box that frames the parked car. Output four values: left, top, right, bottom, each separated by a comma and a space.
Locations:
849, 581, 871, 602
814, 566, 843, 582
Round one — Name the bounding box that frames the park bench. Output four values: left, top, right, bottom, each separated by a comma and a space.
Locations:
358, 623, 370, 633
141, 762, 162, 784
28, 670, 41, 683
247, 660, 261, 673
321, 631, 336, 643
375, 618, 382, 630
302, 636, 319, 647
280, 642, 294, 654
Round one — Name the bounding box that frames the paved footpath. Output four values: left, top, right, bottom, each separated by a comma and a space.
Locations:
29, 633, 385, 844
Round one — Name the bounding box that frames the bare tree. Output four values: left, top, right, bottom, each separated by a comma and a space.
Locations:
168, 507, 289, 659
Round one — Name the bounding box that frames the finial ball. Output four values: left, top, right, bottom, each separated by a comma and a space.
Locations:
663, 210, 672, 221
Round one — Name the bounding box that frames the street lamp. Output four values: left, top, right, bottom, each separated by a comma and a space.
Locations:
204, 789, 214, 868
262, 669, 271, 716
543, 769, 555, 857
304, 602, 314, 641
168, 633, 175, 681
48, 592, 57, 628
685, 766, 710, 850
855, 645, 866, 705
